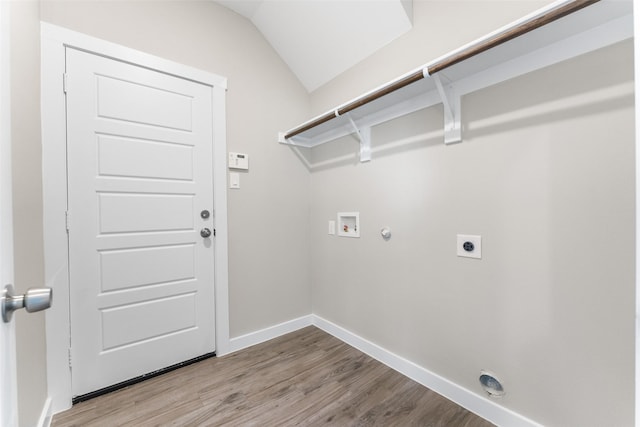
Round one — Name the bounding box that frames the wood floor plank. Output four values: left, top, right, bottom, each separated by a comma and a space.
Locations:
52, 326, 494, 426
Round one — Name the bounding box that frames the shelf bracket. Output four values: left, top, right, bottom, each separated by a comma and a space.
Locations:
344, 113, 372, 162
432, 73, 462, 144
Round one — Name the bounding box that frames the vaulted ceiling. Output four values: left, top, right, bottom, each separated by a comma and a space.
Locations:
215, 0, 413, 92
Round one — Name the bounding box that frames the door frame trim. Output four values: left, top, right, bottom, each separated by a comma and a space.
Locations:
41, 22, 231, 414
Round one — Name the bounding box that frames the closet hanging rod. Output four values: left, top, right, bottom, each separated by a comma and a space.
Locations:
283, 0, 599, 141
427, 0, 598, 75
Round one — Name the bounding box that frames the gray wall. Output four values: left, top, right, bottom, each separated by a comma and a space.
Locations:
308, 6, 634, 426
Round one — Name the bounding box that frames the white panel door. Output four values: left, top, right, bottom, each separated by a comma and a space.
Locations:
0, 122, 17, 427
65, 47, 216, 397
0, 1, 17, 424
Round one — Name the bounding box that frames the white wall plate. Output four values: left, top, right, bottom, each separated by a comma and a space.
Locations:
457, 234, 481, 259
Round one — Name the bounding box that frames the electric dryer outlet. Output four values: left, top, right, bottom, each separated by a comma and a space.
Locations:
457, 234, 482, 259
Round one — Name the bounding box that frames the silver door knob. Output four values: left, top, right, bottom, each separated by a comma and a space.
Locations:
200, 228, 212, 238
2, 284, 53, 323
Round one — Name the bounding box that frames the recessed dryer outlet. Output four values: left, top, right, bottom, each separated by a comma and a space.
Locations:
457, 234, 481, 259
338, 212, 360, 238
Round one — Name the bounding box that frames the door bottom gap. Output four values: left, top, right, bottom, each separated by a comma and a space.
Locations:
72, 351, 216, 404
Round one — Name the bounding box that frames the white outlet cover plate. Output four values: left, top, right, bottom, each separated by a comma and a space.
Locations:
229, 172, 240, 189
457, 234, 481, 259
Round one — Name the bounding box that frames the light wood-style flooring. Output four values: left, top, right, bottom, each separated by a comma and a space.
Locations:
52, 326, 494, 426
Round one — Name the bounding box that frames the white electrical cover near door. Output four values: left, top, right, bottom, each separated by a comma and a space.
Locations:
65, 47, 215, 397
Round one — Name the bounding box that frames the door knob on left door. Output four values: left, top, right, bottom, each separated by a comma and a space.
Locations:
200, 228, 212, 238
1, 284, 53, 323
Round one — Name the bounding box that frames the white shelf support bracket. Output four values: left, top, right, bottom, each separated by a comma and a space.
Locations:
344, 113, 372, 162
432, 73, 462, 144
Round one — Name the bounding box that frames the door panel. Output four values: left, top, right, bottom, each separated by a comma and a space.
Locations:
97, 135, 194, 180
96, 74, 194, 131
99, 244, 195, 291
98, 193, 195, 233
101, 292, 197, 350
66, 47, 215, 397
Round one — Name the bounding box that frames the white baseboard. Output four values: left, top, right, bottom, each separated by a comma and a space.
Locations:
311, 315, 542, 427
227, 315, 313, 354
37, 397, 52, 427
183, 312, 540, 426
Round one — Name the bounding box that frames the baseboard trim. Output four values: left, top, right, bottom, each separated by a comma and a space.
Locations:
311, 315, 542, 427
37, 397, 52, 427
228, 315, 313, 354
55, 312, 538, 426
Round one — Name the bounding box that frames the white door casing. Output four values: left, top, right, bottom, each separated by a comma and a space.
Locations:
0, 1, 18, 425
42, 23, 230, 413
66, 47, 217, 396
